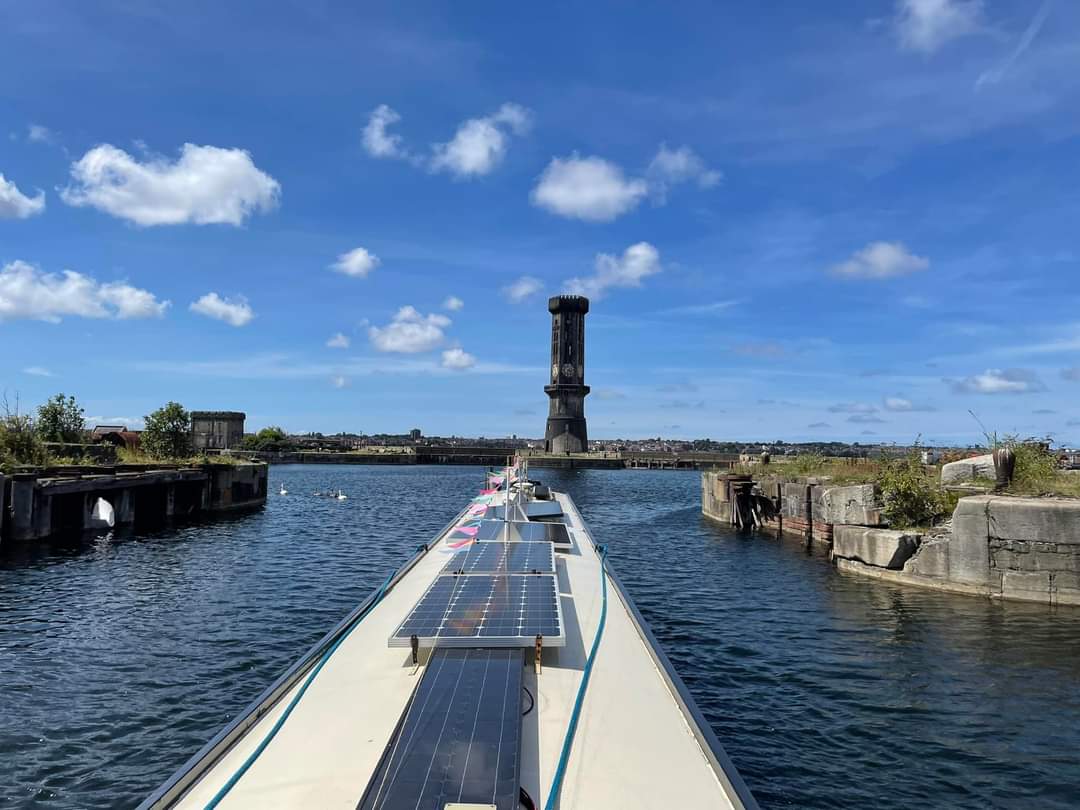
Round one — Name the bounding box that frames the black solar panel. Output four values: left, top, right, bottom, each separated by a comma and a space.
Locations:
492, 500, 563, 520
389, 574, 564, 648
441, 541, 555, 575
357, 648, 523, 810
475, 520, 551, 542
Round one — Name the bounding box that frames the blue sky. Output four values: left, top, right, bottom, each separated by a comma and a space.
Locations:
2, 0, 1079, 445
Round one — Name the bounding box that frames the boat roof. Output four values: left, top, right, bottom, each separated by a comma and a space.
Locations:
144, 489, 755, 809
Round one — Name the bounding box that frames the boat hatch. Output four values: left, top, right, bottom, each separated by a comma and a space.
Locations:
358, 648, 523, 810
492, 500, 563, 520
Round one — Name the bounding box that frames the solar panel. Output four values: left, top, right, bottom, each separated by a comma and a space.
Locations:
492, 500, 563, 520
389, 574, 564, 648
357, 648, 523, 810
475, 520, 551, 542
441, 541, 555, 575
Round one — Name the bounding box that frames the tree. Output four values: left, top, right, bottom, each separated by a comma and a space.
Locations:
241, 426, 288, 450
142, 402, 192, 459
35, 393, 86, 443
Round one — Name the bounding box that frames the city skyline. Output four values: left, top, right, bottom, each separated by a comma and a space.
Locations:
3, 1, 1080, 445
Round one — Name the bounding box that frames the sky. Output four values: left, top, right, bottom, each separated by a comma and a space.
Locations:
2, 0, 1080, 445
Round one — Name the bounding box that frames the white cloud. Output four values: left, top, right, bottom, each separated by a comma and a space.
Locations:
646, 144, 721, 201
362, 104, 407, 159
331, 375, 348, 388
368, 305, 450, 353
895, 0, 983, 53
0, 260, 169, 322
503, 275, 544, 303
975, 2, 1051, 88
830, 241, 930, 279
430, 103, 532, 178
27, 124, 55, 144
441, 347, 476, 370
443, 295, 464, 311
531, 154, 647, 222
884, 396, 913, 411
0, 173, 45, 219
23, 366, 53, 376
331, 246, 380, 278
326, 332, 350, 349
189, 292, 254, 327
952, 368, 1043, 394
60, 143, 280, 226
565, 242, 662, 299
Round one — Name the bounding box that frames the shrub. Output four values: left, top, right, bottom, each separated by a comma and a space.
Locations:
35, 393, 86, 443
0, 395, 48, 471
876, 447, 949, 529
141, 402, 192, 459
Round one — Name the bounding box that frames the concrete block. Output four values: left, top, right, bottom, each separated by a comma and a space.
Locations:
904, 536, 950, 578
941, 454, 995, 485
813, 484, 883, 526
949, 497, 992, 586
833, 526, 921, 569
986, 497, 1080, 546
1001, 570, 1051, 603
1055, 572, 1080, 591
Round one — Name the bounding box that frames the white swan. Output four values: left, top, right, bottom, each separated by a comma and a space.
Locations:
336, 489, 347, 500
279, 483, 288, 496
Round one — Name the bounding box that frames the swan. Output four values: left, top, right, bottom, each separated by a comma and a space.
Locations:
336, 489, 347, 500
279, 483, 288, 496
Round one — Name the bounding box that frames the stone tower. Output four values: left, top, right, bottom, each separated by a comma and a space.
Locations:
544, 295, 590, 453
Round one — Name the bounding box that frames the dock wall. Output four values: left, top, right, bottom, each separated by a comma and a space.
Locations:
703, 472, 1080, 606
1, 463, 267, 543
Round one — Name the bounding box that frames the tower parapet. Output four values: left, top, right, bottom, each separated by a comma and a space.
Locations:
544, 295, 590, 453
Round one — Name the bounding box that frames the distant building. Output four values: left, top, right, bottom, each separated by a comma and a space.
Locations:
410, 428, 422, 441
91, 425, 141, 450
191, 411, 246, 451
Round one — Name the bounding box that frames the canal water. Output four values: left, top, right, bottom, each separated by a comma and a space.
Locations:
2, 466, 1079, 809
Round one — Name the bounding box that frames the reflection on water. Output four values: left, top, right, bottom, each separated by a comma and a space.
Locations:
2, 466, 1079, 809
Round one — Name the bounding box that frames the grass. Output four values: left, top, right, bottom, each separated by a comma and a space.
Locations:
731, 454, 881, 485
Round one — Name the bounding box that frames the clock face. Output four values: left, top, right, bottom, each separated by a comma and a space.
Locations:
552, 363, 559, 381
562, 362, 574, 377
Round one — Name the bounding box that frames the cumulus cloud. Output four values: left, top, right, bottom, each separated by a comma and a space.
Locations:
830, 241, 930, 279
326, 332, 350, 349
895, 0, 983, 53
23, 366, 53, 376
441, 347, 476, 370
884, 395, 936, 412
369, 305, 450, 353
0, 260, 169, 322
565, 242, 661, 299
362, 104, 407, 159
0, 173, 45, 219
331, 246, 380, 278
60, 143, 279, 226
531, 155, 647, 222
646, 144, 721, 202
430, 103, 532, 178
443, 295, 464, 311
503, 275, 544, 303
189, 292, 254, 327
27, 124, 56, 144
951, 368, 1044, 394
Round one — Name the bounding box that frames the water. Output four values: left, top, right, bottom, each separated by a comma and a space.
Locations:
2, 466, 1079, 809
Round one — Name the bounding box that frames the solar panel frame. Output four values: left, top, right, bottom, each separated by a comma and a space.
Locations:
389, 573, 565, 649
440, 541, 555, 576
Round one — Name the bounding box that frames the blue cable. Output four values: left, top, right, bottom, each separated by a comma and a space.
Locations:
545, 544, 609, 810
204, 570, 397, 809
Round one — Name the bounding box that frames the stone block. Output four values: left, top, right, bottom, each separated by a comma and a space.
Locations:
904, 536, 950, 578
1001, 570, 1051, 603
986, 497, 1080, 546
833, 526, 921, 569
949, 497, 992, 586
941, 454, 996, 485
1055, 572, 1080, 591
813, 484, 883, 526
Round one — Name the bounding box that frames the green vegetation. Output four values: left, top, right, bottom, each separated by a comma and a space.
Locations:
241, 425, 288, 450
35, 393, 86, 444
875, 447, 950, 529
0, 396, 48, 472
732, 453, 880, 485
141, 402, 192, 459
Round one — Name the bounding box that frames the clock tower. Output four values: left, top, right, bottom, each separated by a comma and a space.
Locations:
544, 294, 590, 453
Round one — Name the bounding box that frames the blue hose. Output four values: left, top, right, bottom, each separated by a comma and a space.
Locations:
204, 570, 396, 809
545, 544, 608, 810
